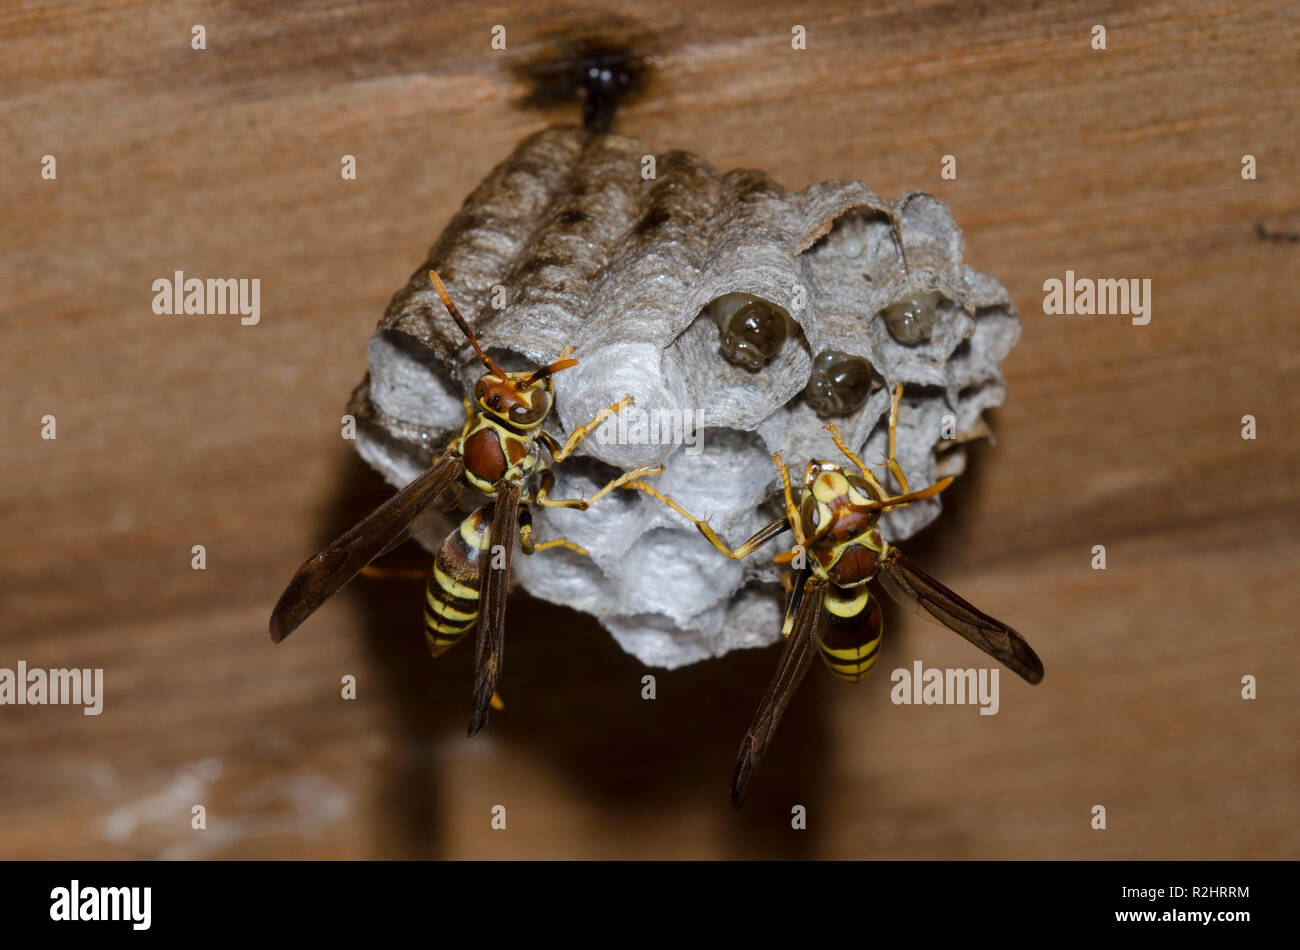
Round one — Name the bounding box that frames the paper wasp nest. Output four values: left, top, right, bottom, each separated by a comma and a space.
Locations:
347, 126, 1019, 669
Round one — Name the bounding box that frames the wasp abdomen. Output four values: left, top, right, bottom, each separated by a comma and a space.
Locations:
817, 587, 883, 682
424, 508, 491, 657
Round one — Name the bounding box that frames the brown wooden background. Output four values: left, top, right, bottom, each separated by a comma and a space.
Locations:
2, 0, 1296, 860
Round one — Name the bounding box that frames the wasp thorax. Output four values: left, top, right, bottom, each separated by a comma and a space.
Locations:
881, 290, 942, 345
705, 292, 793, 371
804, 350, 882, 417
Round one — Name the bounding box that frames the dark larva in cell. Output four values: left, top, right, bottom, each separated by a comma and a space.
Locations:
705, 292, 793, 371
881, 290, 942, 345
804, 349, 882, 417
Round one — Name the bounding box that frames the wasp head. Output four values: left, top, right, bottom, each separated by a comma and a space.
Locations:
473, 369, 557, 429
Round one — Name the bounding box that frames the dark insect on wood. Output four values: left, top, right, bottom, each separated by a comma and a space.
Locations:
632, 382, 1043, 806
269, 270, 659, 736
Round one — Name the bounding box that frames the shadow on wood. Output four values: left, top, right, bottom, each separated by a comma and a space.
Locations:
319, 453, 835, 857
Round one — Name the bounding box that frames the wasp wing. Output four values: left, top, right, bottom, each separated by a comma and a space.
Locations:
877, 546, 1043, 684
269, 447, 464, 643
731, 571, 827, 808
467, 478, 522, 737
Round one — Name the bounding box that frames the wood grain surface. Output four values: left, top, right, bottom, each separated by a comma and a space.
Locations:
1, 0, 1296, 859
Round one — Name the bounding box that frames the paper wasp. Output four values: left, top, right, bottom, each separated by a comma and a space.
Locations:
270, 270, 658, 735
632, 383, 1043, 806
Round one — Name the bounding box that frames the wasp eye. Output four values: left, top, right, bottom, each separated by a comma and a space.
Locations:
800, 495, 819, 532
847, 474, 878, 503
882, 290, 942, 345
804, 349, 881, 417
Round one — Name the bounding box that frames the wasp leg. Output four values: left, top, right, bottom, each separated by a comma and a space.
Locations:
544, 395, 637, 462
517, 510, 590, 557
770, 452, 807, 546
825, 422, 890, 499
826, 388, 953, 513
627, 479, 788, 560
533, 464, 662, 510
532, 537, 589, 555
883, 381, 910, 495
878, 383, 955, 511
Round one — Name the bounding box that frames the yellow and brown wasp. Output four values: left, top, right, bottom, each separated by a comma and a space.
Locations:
633, 383, 1043, 806
270, 270, 658, 735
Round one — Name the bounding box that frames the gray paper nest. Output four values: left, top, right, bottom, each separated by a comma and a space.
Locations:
346, 125, 1020, 669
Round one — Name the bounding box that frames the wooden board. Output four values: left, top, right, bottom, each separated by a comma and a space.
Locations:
1, 0, 1296, 859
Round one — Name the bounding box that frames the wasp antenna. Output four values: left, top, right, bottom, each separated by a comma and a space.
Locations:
429, 270, 506, 377
524, 356, 580, 386
871, 475, 955, 511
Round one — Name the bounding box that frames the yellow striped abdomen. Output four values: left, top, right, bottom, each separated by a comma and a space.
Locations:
424, 508, 490, 657
816, 585, 883, 683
